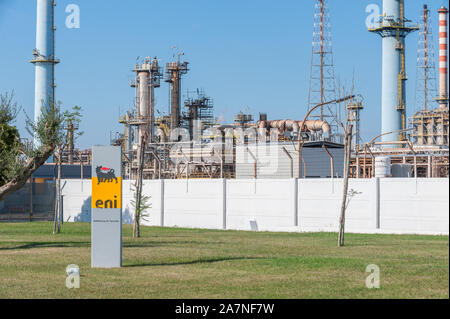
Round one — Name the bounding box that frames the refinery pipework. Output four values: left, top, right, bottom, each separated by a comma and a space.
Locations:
30, 0, 59, 146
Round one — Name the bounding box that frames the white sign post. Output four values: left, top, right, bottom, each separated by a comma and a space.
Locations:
91, 145, 122, 268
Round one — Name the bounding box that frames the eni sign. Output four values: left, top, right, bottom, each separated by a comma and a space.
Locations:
91, 145, 122, 268
92, 165, 122, 209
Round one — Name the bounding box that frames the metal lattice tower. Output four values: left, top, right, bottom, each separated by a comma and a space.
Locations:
307, 0, 340, 142
414, 4, 438, 112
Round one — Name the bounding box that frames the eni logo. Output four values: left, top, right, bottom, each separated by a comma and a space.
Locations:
94, 195, 119, 208
92, 165, 122, 209
96, 166, 118, 184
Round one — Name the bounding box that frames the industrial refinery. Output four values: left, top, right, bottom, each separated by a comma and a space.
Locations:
1, 0, 449, 302
21, 0, 450, 181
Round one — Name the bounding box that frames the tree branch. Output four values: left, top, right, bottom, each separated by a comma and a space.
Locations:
0, 144, 54, 201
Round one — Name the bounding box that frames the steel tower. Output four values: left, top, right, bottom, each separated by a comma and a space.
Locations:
307, 0, 340, 142
369, 0, 418, 142
414, 4, 438, 113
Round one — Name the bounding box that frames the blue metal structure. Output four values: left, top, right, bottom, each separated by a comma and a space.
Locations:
369, 0, 418, 142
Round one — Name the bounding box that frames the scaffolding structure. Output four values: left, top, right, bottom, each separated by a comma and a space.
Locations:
233, 111, 254, 128
182, 89, 215, 138
409, 108, 449, 145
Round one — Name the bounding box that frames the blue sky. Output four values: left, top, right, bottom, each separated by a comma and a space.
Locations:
0, 0, 448, 149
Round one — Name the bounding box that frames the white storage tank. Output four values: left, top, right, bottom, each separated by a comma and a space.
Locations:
374, 156, 391, 177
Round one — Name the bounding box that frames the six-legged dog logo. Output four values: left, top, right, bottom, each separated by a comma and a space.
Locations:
96, 166, 118, 184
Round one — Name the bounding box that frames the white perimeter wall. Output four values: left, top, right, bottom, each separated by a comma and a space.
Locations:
61, 178, 449, 235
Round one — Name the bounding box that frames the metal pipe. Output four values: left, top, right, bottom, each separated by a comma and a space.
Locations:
246, 147, 257, 179
296, 96, 354, 179
212, 148, 224, 179
282, 147, 293, 178
257, 119, 331, 134
363, 144, 367, 178
365, 144, 376, 178
301, 157, 307, 178
297, 141, 304, 178
322, 145, 334, 178
406, 141, 417, 177
150, 149, 162, 179
427, 155, 432, 177
356, 155, 360, 178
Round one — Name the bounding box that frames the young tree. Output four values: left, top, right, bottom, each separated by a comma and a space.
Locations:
130, 182, 151, 238
132, 133, 147, 238
338, 123, 353, 247
0, 93, 65, 201
52, 106, 83, 234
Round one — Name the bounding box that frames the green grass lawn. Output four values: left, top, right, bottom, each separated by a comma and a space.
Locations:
0, 222, 448, 298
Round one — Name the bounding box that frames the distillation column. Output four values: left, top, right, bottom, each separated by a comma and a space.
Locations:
31, 0, 59, 146
137, 67, 150, 143
134, 63, 150, 143
166, 55, 189, 131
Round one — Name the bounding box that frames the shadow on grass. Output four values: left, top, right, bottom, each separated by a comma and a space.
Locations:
0, 241, 90, 250
123, 240, 228, 248
0, 240, 227, 251
124, 256, 268, 268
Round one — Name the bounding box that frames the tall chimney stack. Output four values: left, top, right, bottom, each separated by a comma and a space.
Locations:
368, 0, 418, 141
438, 6, 449, 109
30, 0, 59, 146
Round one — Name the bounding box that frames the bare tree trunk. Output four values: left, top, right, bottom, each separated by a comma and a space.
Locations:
57, 155, 62, 233
338, 124, 353, 247
53, 151, 62, 234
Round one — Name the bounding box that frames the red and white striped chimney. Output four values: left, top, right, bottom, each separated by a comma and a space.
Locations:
438, 6, 448, 109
